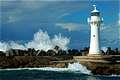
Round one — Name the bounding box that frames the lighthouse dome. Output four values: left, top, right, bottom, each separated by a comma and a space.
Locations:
91, 5, 100, 16
91, 5, 99, 12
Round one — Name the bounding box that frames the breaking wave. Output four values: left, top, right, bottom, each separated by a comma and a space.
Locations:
0, 62, 91, 75
0, 29, 70, 52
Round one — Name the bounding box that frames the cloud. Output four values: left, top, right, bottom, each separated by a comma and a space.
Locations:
56, 23, 80, 31
56, 23, 88, 31
1, 1, 89, 24
7, 15, 18, 23
118, 13, 120, 25
118, 13, 120, 44
58, 13, 70, 18
0, 29, 70, 52
96, 13, 120, 48
5, 9, 23, 23
100, 24, 120, 48
1, 1, 52, 23
20, 0, 51, 10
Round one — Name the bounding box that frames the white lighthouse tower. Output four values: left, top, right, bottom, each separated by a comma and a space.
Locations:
88, 5, 103, 55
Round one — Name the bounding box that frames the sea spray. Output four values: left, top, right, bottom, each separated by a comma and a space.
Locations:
0, 62, 91, 75
0, 29, 70, 52
67, 62, 91, 74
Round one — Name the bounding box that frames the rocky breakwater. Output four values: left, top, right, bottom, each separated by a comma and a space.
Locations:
73, 55, 120, 75
0, 56, 73, 69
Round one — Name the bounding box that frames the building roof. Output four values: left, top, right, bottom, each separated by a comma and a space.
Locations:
91, 5, 99, 13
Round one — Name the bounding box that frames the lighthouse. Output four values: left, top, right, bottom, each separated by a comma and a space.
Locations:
88, 5, 103, 55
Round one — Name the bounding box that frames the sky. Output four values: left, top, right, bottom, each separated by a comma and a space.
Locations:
0, 0, 120, 50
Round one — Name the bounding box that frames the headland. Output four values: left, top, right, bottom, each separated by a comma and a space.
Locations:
0, 47, 120, 75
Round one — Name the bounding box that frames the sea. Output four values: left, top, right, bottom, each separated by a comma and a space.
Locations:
0, 62, 120, 80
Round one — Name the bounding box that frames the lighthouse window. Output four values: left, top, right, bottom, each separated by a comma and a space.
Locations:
93, 35, 95, 37
91, 12, 100, 16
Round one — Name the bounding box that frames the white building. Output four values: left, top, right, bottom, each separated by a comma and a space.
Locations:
88, 5, 103, 55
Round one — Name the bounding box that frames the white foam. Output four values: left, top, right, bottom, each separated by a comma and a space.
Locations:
67, 62, 91, 74
0, 62, 91, 75
108, 74, 120, 77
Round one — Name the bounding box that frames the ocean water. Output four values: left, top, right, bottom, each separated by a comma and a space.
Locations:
0, 63, 120, 80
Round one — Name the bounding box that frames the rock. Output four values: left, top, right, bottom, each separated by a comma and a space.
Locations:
55, 63, 66, 68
